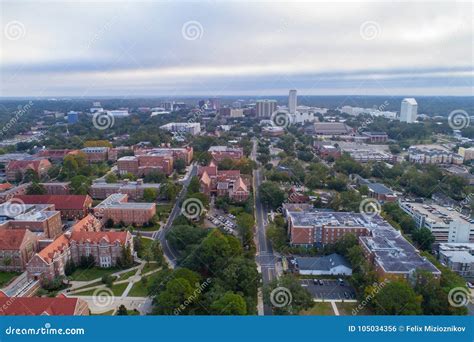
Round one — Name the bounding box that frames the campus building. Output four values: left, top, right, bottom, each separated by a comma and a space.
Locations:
198, 163, 250, 202
93, 193, 156, 225
13, 195, 93, 220
90, 179, 161, 200
0, 229, 39, 272
399, 201, 474, 243
208, 146, 244, 162
285, 208, 440, 281
26, 215, 132, 281
0, 294, 89, 316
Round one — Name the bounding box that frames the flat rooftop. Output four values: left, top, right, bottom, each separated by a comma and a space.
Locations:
400, 201, 473, 225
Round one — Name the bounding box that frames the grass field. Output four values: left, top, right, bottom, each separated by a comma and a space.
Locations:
337, 302, 369, 316
74, 282, 128, 297
0, 272, 20, 288
128, 278, 149, 297
69, 267, 118, 281
301, 302, 335, 316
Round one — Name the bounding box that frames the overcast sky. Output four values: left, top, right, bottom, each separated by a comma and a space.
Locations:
1, 0, 472, 97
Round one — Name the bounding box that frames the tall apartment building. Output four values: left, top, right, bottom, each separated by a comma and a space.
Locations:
399, 201, 473, 243
256, 100, 277, 118
288, 89, 297, 114
400, 98, 418, 123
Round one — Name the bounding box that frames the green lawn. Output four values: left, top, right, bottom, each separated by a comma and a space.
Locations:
0, 272, 20, 287
337, 302, 370, 316
69, 267, 118, 281
74, 282, 128, 297
301, 302, 335, 316
142, 262, 160, 274
127, 278, 149, 297
118, 269, 138, 281
141, 238, 153, 249
69, 280, 102, 292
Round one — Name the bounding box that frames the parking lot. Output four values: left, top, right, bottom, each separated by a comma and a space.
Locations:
300, 279, 356, 300
205, 212, 238, 235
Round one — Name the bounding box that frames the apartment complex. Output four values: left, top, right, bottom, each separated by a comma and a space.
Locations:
93, 193, 156, 225
408, 145, 464, 165
256, 100, 277, 118
90, 179, 161, 200
437, 243, 474, 278
284, 207, 440, 281
399, 201, 473, 243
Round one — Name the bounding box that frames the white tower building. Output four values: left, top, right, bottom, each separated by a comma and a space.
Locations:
288, 89, 297, 114
400, 98, 418, 123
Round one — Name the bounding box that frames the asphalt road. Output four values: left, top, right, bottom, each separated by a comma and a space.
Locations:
152, 164, 197, 268
300, 279, 356, 300
251, 139, 278, 315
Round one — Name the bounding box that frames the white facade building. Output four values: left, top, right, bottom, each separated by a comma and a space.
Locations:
288, 89, 297, 114
256, 100, 277, 118
400, 98, 418, 123
399, 201, 474, 243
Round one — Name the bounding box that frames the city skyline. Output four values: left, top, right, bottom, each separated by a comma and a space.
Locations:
1, 1, 473, 97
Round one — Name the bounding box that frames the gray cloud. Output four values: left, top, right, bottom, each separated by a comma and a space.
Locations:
0, 1, 472, 96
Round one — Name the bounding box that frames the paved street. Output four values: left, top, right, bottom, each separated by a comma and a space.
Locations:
152, 164, 197, 268
300, 279, 356, 300
251, 139, 278, 315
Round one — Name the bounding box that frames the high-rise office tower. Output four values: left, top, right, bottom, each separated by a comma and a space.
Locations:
256, 100, 277, 118
288, 89, 297, 114
400, 98, 418, 123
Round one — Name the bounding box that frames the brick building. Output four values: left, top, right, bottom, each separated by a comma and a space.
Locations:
5, 158, 52, 182
40, 182, 70, 195
198, 163, 249, 202
0, 229, 39, 272
285, 208, 440, 281
26, 215, 132, 281
35, 149, 81, 162
81, 147, 109, 163
208, 146, 244, 162
13, 195, 93, 220
90, 179, 160, 200
0, 294, 89, 316
93, 193, 156, 225
0, 202, 62, 239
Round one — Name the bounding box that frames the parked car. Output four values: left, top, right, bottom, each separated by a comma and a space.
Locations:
313, 279, 319, 285
338, 278, 344, 286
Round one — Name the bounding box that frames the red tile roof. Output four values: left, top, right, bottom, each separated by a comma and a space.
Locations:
37, 234, 70, 263
0, 183, 13, 191
72, 214, 101, 232
14, 195, 91, 210
0, 229, 28, 250
0, 296, 81, 315
70, 231, 129, 245
6, 159, 51, 172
